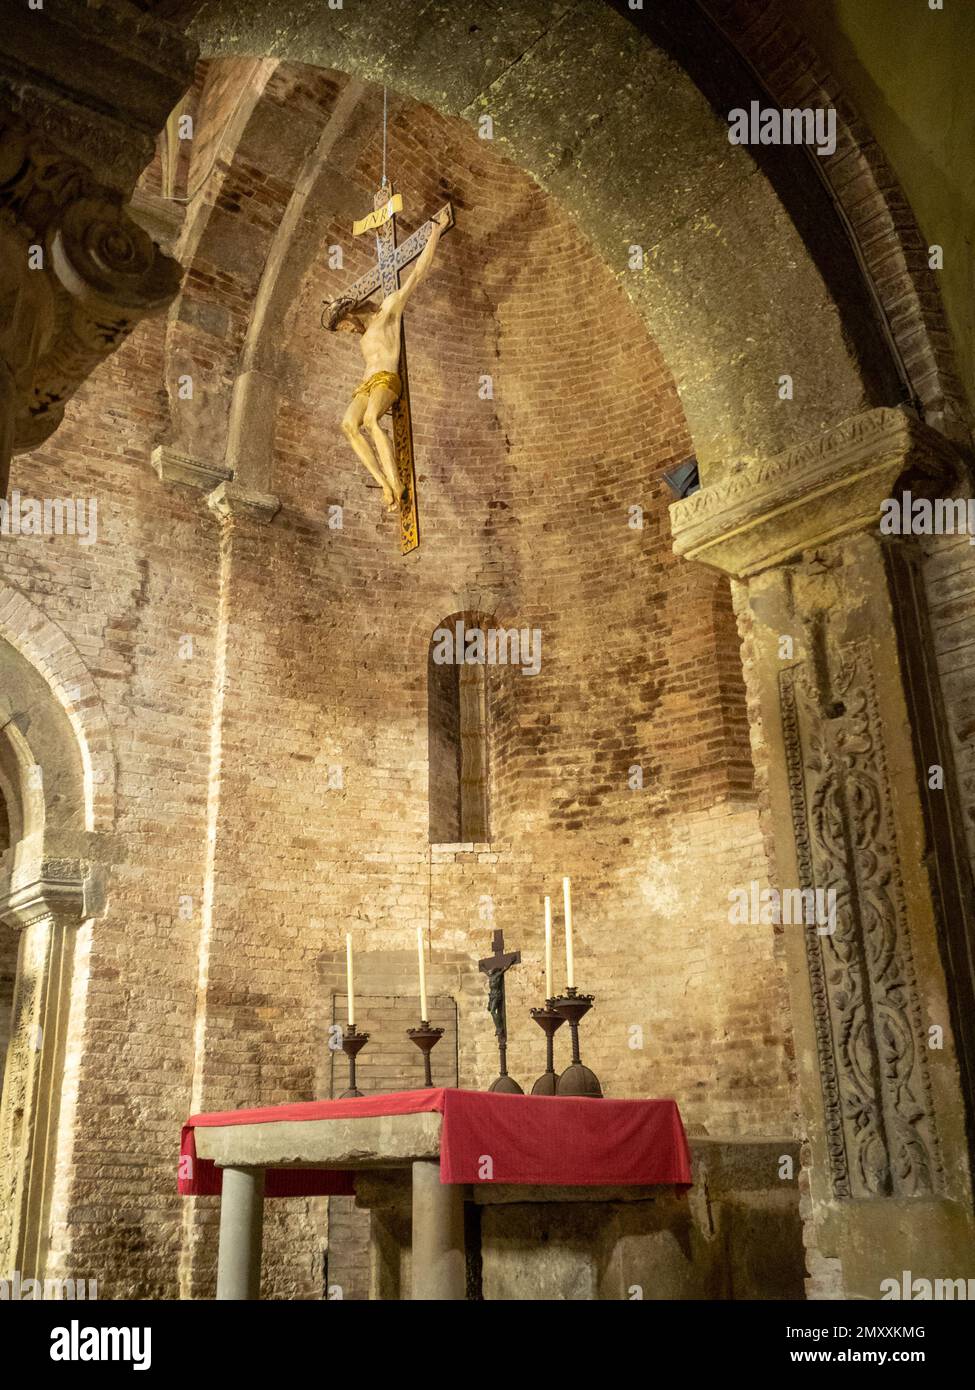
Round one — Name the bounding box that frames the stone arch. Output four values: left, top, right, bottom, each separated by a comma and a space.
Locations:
692, 0, 969, 443
0, 587, 116, 833
176, 0, 920, 479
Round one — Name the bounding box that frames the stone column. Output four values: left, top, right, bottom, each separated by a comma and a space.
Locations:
0, 869, 85, 1280
410, 1160, 466, 1300
356, 1169, 412, 1300
670, 406, 975, 1298
215, 1167, 265, 1300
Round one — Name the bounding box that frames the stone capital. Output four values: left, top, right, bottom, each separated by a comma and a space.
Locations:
0, 862, 86, 930
0, 116, 185, 474
670, 407, 966, 579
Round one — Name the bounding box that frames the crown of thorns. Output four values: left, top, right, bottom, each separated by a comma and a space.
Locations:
322, 295, 359, 330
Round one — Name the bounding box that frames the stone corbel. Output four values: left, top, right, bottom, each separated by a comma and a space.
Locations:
151, 445, 233, 492
12, 192, 183, 454
0, 112, 185, 477
207, 481, 281, 526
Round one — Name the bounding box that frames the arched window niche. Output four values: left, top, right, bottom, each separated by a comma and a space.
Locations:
427, 610, 495, 845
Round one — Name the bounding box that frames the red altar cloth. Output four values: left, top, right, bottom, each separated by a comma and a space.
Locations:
179, 1089, 691, 1197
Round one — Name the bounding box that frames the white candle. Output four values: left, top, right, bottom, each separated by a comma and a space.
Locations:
417, 926, 428, 1021
346, 933, 355, 1027
544, 896, 553, 1000
563, 876, 575, 989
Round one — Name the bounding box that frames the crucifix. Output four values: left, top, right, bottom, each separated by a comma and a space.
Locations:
323, 185, 454, 554
479, 928, 524, 1094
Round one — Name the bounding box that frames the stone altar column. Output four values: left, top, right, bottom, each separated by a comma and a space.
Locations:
410, 1160, 466, 1300
670, 406, 975, 1298
215, 1166, 265, 1301
0, 869, 86, 1281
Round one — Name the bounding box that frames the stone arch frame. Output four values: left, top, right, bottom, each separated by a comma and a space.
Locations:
0, 588, 116, 835
0, 593, 114, 1283
690, 0, 969, 443
161, 0, 967, 493
166, 0, 969, 464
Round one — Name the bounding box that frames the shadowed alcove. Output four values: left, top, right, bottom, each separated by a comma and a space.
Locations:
428, 612, 493, 845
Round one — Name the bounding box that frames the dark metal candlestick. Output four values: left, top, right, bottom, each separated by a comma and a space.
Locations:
530, 1001, 566, 1094
339, 1024, 369, 1098
551, 988, 602, 1097
407, 1022, 444, 1087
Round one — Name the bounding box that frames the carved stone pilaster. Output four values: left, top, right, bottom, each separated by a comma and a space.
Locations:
0, 868, 85, 1280
671, 406, 975, 1295
781, 637, 942, 1200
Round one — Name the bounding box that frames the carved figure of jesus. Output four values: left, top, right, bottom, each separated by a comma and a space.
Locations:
324, 207, 449, 510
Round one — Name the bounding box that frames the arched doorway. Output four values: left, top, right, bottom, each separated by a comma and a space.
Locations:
0, 638, 87, 1282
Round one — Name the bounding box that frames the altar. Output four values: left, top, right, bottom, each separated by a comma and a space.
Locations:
180, 1088, 695, 1300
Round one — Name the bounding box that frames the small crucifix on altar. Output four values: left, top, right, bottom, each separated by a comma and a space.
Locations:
322, 182, 453, 554
479, 928, 524, 1095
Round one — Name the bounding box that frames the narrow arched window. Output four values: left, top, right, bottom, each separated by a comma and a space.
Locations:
428, 612, 490, 843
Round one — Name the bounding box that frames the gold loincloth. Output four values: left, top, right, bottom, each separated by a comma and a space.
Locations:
352, 370, 402, 402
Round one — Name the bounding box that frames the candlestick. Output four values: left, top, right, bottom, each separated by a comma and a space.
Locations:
563, 876, 575, 990
530, 999, 565, 1094
339, 1023, 369, 1098
416, 925, 428, 1022
544, 896, 553, 1001
346, 932, 355, 1027
551, 987, 602, 1097
407, 1021, 444, 1087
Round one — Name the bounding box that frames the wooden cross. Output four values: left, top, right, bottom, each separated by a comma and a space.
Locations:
337, 185, 454, 554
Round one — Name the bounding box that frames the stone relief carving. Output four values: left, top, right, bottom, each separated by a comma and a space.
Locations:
781, 644, 943, 1199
